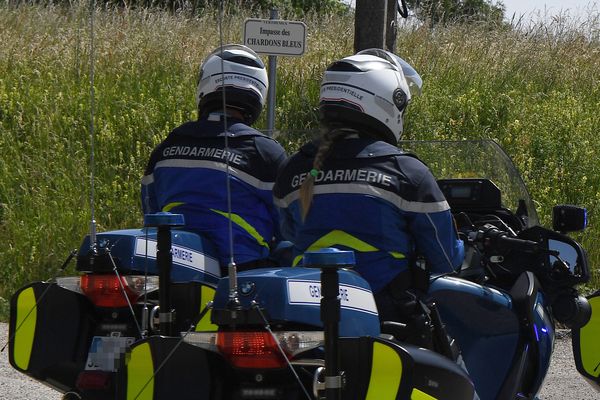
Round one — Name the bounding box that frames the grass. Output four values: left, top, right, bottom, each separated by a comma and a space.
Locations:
0, 3, 599, 308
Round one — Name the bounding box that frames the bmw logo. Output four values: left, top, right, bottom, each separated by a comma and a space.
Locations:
239, 281, 255, 296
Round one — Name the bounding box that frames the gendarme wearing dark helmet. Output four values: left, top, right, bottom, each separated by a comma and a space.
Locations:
142, 44, 287, 272
273, 49, 464, 321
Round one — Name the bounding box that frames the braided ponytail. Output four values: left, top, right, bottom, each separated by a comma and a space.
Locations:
299, 129, 351, 221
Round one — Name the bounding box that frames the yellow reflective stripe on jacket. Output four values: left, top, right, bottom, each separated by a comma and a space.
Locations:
126, 342, 154, 400
162, 202, 184, 212
292, 230, 405, 266
580, 295, 600, 377
210, 208, 269, 248
195, 285, 218, 332
411, 388, 437, 399
14, 287, 37, 371
365, 341, 403, 400
389, 251, 405, 259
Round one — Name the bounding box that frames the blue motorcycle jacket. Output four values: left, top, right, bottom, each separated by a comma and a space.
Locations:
141, 114, 287, 267
273, 136, 464, 293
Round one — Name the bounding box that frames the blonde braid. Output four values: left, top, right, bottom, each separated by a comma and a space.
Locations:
299, 129, 349, 221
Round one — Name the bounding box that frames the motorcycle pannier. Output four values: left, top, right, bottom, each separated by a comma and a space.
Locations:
572, 290, 600, 392
9, 282, 96, 390
338, 337, 475, 400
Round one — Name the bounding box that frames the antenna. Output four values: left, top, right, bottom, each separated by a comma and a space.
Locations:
217, 0, 241, 310
88, 0, 97, 253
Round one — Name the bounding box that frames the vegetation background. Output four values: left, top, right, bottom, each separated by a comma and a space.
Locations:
0, 1, 599, 320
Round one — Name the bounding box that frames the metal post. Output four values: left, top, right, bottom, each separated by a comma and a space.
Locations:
303, 248, 355, 400
266, 8, 278, 136
321, 267, 341, 400
144, 212, 184, 337
156, 225, 173, 336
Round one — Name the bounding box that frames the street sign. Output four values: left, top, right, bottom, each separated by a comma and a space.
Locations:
244, 18, 307, 56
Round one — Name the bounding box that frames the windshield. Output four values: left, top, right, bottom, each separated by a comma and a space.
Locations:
275, 133, 539, 227
400, 139, 539, 226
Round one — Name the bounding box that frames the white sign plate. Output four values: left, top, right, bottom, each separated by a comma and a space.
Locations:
287, 279, 378, 315
134, 238, 221, 278
244, 18, 307, 56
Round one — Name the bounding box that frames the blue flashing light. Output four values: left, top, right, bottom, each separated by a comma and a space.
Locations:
541, 327, 548, 333
303, 248, 355, 268
144, 212, 185, 227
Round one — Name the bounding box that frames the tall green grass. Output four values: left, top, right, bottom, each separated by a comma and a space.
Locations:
0, 3, 598, 316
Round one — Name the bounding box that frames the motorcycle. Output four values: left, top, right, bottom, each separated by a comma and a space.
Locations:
8, 215, 223, 398
7, 139, 599, 400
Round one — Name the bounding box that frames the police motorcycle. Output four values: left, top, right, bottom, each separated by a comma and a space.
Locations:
6, 208, 226, 398
100, 139, 594, 400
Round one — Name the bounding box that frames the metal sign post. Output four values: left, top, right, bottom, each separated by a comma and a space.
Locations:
244, 11, 307, 136
267, 9, 279, 135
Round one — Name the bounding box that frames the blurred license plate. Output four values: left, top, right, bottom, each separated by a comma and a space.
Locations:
85, 336, 135, 372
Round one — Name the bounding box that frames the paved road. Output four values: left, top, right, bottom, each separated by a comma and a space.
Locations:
0, 323, 597, 399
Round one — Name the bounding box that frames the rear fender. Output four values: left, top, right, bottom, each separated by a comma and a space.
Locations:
9, 282, 96, 391
572, 290, 600, 392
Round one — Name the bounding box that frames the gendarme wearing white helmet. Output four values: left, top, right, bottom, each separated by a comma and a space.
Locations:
196, 44, 268, 125
319, 49, 422, 144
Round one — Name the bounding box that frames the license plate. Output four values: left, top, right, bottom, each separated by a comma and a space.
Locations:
85, 336, 135, 372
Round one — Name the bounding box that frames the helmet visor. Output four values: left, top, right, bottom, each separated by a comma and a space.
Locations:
356, 48, 422, 97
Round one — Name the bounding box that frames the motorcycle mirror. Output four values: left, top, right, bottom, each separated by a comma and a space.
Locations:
546, 236, 589, 286
519, 225, 590, 287
548, 240, 578, 271
552, 205, 587, 233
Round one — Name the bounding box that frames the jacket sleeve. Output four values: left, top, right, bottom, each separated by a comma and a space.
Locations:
254, 136, 288, 243
141, 176, 158, 215
140, 147, 161, 215
408, 209, 464, 274
271, 152, 298, 243
277, 204, 297, 242
406, 168, 464, 274
270, 146, 288, 242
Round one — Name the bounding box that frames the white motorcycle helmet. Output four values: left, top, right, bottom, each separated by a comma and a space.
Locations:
319, 49, 421, 144
196, 44, 268, 125
356, 48, 423, 97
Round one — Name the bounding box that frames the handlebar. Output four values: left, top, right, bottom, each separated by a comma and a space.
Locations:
463, 224, 588, 290
469, 227, 542, 254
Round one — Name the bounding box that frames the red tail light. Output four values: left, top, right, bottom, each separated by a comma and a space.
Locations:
80, 275, 144, 308
217, 331, 288, 369
76, 370, 111, 390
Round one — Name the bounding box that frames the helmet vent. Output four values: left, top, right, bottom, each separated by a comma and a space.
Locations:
328, 61, 362, 72
221, 54, 263, 69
